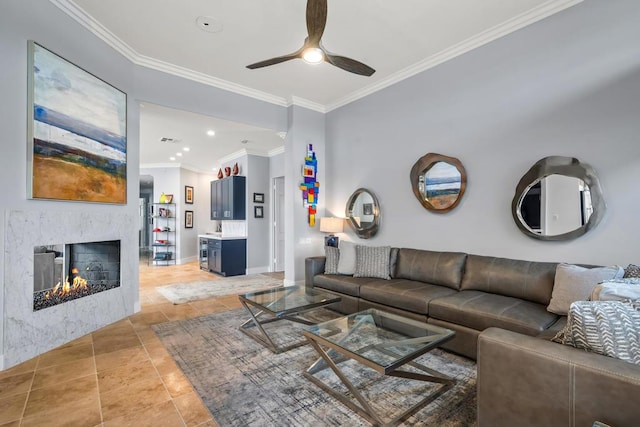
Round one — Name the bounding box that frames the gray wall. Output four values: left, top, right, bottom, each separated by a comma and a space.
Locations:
325, 0, 640, 266
180, 168, 199, 262
284, 106, 326, 284
247, 155, 271, 272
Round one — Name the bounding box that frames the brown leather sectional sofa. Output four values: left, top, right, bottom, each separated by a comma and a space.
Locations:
305, 247, 640, 427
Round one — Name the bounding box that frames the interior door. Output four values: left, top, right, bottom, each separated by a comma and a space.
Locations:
273, 176, 285, 272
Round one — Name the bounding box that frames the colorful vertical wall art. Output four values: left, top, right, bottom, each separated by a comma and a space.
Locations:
299, 144, 320, 226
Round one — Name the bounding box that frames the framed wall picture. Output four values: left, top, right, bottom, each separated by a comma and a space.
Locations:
185, 186, 194, 204
253, 192, 264, 203
27, 41, 127, 203
254, 206, 264, 218
185, 210, 193, 228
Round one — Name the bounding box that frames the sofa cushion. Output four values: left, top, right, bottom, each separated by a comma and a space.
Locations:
547, 263, 624, 315
353, 245, 391, 279
429, 290, 558, 336
461, 255, 557, 305
552, 301, 640, 366
359, 279, 457, 315
395, 248, 467, 290
313, 274, 381, 298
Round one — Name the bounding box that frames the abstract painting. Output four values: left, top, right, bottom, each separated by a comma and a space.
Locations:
27, 41, 127, 203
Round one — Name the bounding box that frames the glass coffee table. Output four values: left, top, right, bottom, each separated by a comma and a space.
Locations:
238, 286, 341, 354
303, 309, 456, 426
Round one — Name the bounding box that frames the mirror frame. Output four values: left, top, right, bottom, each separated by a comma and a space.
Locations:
345, 188, 380, 239
410, 153, 467, 213
512, 156, 606, 241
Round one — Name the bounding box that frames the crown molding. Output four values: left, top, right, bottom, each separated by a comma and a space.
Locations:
52, 0, 581, 114
140, 162, 181, 170
287, 96, 326, 114
268, 146, 285, 157
325, 0, 583, 112
50, 0, 289, 107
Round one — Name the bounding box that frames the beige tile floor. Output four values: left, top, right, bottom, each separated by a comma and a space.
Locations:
0, 260, 281, 426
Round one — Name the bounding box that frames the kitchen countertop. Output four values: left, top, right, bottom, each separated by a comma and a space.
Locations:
198, 233, 247, 241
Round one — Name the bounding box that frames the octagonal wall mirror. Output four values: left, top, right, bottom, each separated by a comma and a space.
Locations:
345, 188, 380, 239
512, 156, 606, 241
410, 153, 467, 213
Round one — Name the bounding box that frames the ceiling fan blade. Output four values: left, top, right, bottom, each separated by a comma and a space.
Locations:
306, 0, 327, 45
246, 51, 302, 69
324, 52, 376, 76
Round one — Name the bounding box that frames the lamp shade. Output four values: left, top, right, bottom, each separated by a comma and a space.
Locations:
319, 217, 344, 233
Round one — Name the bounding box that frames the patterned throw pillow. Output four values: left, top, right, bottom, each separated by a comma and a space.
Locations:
353, 245, 391, 280
552, 301, 640, 366
324, 246, 340, 275
624, 264, 640, 278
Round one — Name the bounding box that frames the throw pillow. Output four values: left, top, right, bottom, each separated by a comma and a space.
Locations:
552, 301, 640, 366
547, 264, 624, 315
624, 264, 640, 278
324, 246, 340, 275
354, 245, 391, 280
336, 241, 357, 275
590, 278, 640, 302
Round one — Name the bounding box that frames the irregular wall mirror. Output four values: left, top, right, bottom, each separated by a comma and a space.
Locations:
345, 188, 380, 239
410, 153, 467, 213
512, 156, 606, 241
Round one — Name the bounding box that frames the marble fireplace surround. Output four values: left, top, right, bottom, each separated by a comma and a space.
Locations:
2, 210, 139, 370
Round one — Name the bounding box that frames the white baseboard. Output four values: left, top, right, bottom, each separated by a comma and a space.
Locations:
0, 355, 4, 371
284, 278, 299, 287
178, 256, 197, 265
247, 265, 270, 275
134, 301, 141, 313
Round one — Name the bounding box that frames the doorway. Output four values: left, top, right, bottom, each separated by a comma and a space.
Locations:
139, 175, 154, 259
272, 176, 285, 272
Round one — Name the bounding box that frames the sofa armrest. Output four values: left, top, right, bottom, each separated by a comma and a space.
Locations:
477, 327, 640, 427
305, 256, 326, 290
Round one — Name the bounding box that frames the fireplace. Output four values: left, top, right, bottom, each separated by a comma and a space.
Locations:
33, 240, 121, 311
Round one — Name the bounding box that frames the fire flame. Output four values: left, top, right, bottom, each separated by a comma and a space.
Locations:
45, 267, 89, 299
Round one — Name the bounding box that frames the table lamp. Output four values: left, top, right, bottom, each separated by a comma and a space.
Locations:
320, 217, 344, 247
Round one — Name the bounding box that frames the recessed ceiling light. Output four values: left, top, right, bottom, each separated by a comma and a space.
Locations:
176, 152, 183, 157
212, 167, 217, 171
183, 147, 190, 152
169, 157, 176, 161
207, 130, 215, 137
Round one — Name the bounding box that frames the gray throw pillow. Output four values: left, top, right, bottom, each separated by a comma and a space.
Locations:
552, 301, 640, 366
324, 246, 340, 275
590, 278, 640, 302
354, 245, 391, 280
336, 241, 357, 275
547, 263, 624, 315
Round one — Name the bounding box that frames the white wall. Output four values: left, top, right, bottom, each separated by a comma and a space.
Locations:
246, 155, 271, 273
325, 0, 640, 266
180, 168, 199, 262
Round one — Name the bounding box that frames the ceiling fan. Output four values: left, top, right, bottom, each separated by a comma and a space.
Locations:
246, 0, 375, 76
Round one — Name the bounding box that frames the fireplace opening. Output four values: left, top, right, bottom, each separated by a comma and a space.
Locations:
33, 240, 121, 311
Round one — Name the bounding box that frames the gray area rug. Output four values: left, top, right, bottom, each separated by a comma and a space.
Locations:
153, 309, 477, 426
156, 274, 283, 304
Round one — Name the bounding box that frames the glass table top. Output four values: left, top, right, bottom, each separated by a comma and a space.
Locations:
239, 286, 341, 316
304, 309, 455, 371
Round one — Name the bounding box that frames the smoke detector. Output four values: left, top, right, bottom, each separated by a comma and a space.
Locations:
196, 16, 223, 33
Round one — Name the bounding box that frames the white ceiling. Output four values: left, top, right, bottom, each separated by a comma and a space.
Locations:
51, 0, 582, 171
139, 103, 285, 173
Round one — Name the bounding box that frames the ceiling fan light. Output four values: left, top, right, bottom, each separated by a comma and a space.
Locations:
303, 48, 324, 64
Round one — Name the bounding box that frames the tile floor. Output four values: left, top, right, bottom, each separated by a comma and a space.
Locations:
0, 260, 280, 426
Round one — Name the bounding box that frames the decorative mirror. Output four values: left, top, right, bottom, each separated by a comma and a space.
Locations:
512, 156, 606, 241
345, 188, 380, 239
410, 153, 467, 213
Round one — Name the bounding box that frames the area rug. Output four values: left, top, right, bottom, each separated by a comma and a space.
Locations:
152, 309, 477, 426
156, 274, 283, 304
